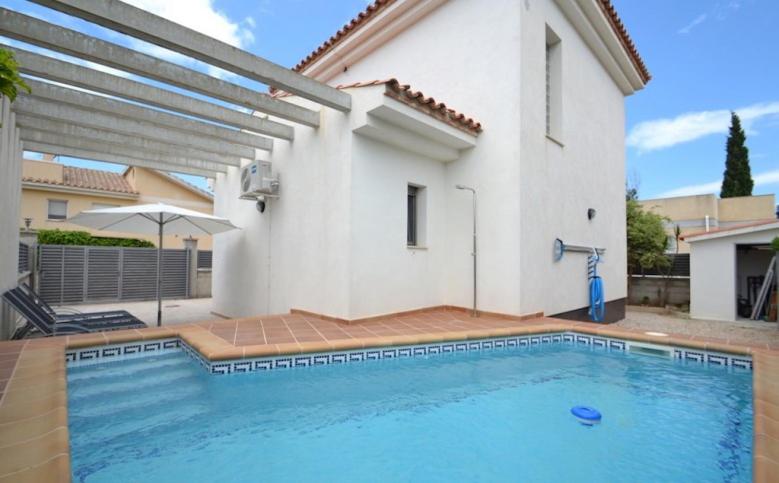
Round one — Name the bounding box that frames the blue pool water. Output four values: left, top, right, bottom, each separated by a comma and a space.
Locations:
67, 343, 753, 482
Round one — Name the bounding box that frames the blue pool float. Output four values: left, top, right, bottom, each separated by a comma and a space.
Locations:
571, 406, 601, 425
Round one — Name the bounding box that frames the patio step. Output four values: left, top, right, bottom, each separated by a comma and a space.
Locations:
67, 352, 193, 383
68, 367, 199, 402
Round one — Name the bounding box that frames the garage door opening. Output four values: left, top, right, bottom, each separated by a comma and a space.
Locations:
736, 244, 776, 320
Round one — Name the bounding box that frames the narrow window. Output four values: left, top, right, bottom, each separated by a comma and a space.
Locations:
47, 199, 68, 220
545, 25, 562, 141
407, 185, 418, 246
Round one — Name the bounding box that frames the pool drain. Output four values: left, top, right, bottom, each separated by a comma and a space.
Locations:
571, 406, 601, 425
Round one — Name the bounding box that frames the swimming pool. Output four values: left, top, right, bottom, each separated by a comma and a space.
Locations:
67, 340, 753, 482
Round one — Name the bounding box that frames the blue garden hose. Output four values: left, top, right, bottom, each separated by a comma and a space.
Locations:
588, 252, 605, 322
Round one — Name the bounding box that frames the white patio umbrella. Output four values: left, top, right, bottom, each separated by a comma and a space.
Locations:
68, 203, 239, 326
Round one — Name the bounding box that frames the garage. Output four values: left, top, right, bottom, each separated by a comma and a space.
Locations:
685, 220, 778, 322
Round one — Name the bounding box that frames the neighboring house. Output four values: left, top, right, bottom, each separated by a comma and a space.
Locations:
683, 221, 779, 322
21, 156, 214, 249
213, 0, 650, 322
639, 194, 777, 254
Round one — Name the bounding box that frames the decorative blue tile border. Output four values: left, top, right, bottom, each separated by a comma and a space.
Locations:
673, 348, 753, 370
64, 332, 753, 373
66, 338, 180, 367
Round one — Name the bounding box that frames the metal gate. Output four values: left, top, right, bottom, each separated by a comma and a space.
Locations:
38, 245, 190, 304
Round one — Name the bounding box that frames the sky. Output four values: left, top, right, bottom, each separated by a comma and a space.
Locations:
613, 0, 779, 201
3, 0, 778, 202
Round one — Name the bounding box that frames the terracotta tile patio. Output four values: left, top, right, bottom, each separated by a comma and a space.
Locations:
197, 310, 531, 347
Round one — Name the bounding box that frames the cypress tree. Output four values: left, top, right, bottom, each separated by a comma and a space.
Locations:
720, 112, 753, 198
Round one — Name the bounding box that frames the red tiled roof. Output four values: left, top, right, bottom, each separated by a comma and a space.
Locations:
292, 0, 650, 84
334, 78, 482, 134
596, 0, 651, 83
681, 220, 779, 241
293, 0, 397, 73
23, 166, 138, 195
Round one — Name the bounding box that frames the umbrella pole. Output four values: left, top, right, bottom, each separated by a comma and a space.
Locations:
157, 214, 163, 327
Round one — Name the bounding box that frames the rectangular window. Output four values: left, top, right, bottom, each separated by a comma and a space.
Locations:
407, 185, 418, 246
545, 25, 562, 141
47, 199, 68, 220
407, 184, 427, 248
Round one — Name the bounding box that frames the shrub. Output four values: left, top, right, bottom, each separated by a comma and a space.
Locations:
37, 229, 155, 248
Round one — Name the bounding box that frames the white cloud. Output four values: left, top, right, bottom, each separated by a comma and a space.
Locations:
678, 14, 707, 34
626, 101, 779, 152
122, 0, 256, 78
123, 0, 254, 48
656, 169, 779, 198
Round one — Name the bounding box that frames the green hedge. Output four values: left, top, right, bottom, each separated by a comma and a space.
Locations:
37, 229, 155, 248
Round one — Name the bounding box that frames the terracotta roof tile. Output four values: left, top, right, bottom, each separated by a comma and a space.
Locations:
309, 78, 482, 134
23, 166, 138, 195
293, 0, 397, 73
292, 0, 650, 84
596, 0, 651, 83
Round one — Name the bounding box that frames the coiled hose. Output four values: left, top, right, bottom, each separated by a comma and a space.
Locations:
588, 251, 605, 322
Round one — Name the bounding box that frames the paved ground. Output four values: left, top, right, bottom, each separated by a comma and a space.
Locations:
57, 300, 779, 347
616, 308, 779, 347
62, 297, 220, 326
199, 309, 538, 347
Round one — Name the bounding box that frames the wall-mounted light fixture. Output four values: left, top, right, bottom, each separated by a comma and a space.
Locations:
587, 208, 596, 221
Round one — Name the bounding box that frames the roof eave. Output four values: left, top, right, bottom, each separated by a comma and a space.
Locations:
555, 0, 649, 95
297, 0, 447, 83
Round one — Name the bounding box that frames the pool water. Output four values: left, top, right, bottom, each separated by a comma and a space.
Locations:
67, 343, 753, 482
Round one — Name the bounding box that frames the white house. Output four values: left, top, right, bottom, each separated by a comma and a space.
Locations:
685, 221, 779, 322
212, 0, 650, 323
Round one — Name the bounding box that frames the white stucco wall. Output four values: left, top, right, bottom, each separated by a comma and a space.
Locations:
349, 134, 448, 318
212, 99, 354, 319
213, 0, 635, 321
0, 97, 23, 339
327, 0, 524, 315
689, 228, 779, 321
517, 0, 628, 316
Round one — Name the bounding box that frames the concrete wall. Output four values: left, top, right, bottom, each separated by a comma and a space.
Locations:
22, 157, 63, 181
689, 228, 779, 321
720, 195, 776, 222
628, 277, 690, 307
0, 97, 23, 339
518, 0, 628, 317
196, 269, 212, 298
640, 194, 776, 253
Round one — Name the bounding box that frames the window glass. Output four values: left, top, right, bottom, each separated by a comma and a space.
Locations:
48, 199, 67, 220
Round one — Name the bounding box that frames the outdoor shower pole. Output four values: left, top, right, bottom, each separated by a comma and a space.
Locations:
456, 185, 478, 317
157, 213, 163, 327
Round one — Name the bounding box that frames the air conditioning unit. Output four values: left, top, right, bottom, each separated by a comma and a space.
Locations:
239, 161, 279, 199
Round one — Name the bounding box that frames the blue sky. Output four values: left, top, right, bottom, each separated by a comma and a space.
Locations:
614, 0, 779, 201
5, 0, 778, 202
